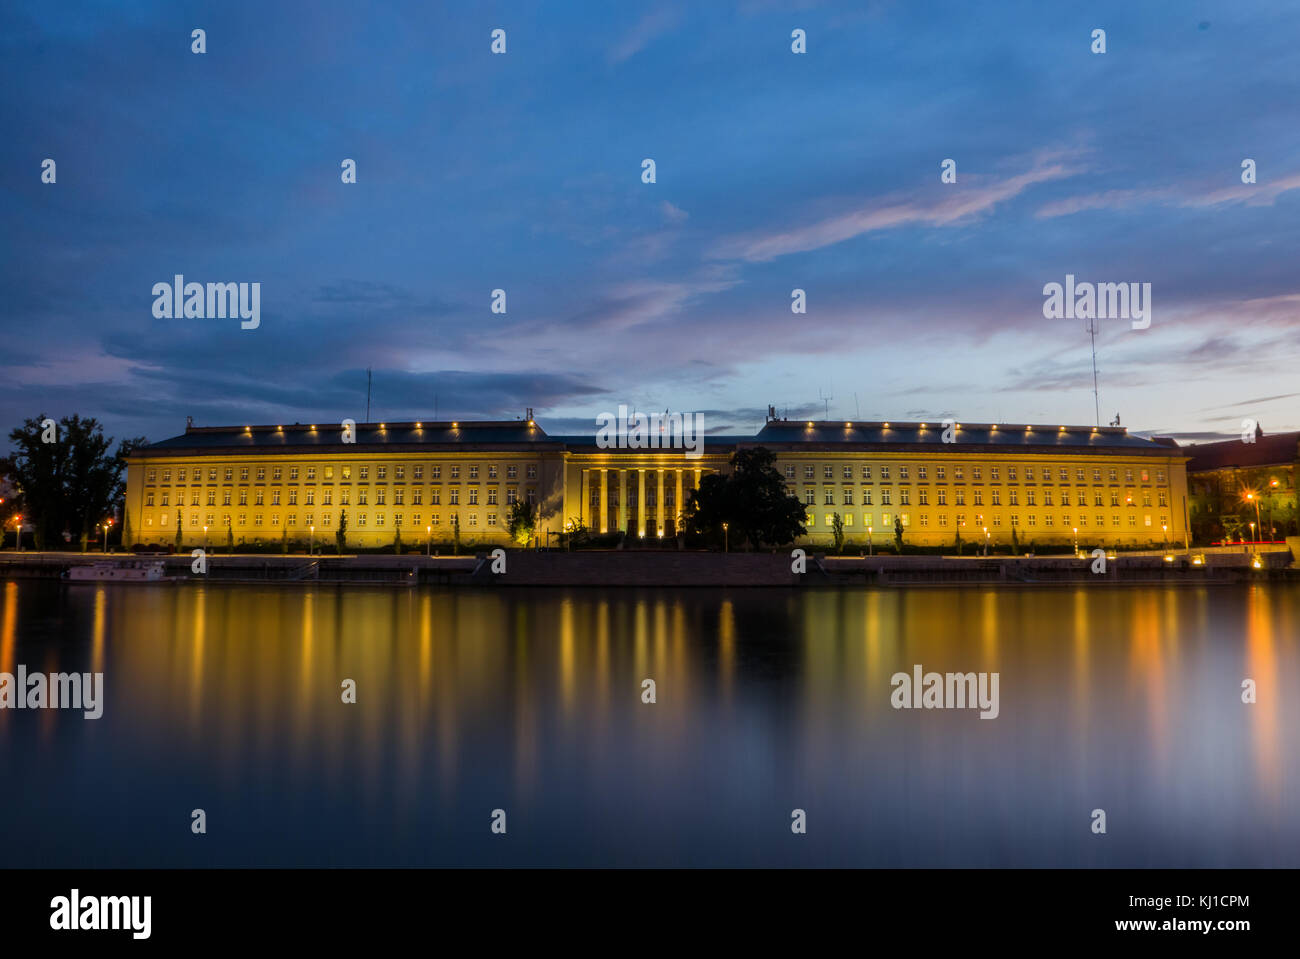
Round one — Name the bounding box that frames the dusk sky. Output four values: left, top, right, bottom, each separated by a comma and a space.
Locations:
3, 0, 1299, 448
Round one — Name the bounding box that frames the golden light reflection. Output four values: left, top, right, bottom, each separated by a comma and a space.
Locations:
1244, 585, 1280, 801
0, 581, 16, 675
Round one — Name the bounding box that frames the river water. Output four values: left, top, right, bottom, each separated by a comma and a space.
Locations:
1, 580, 1296, 866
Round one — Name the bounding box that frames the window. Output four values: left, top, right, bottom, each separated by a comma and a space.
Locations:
358, 513, 367, 526
899, 467, 910, 480
431, 466, 441, 479
488, 465, 498, 479
289, 467, 298, 481
223, 490, 231, 506
861, 466, 872, 480
1094, 491, 1104, 507
527, 465, 537, 479
450, 466, 460, 479
972, 467, 981, 481
431, 489, 440, 505
1059, 468, 1069, 481
1026, 490, 1036, 506
1125, 468, 1134, 483
954, 467, 964, 481
804, 489, 815, 506
395, 489, 404, 505
919, 489, 929, 505
992, 489, 1001, 506
396, 466, 407, 480
804, 465, 815, 479
937, 467, 947, 480
450, 489, 459, 506
376, 490, 386, 505
955, 490, 965, 506
178, 469, 187, 482
225, 468, 233, 481
306, 490, 314, 505
824, 489, 835, 505
342, 466, 351, 480
325, 466, 334, 480
289, 490, 297, 505
863, 489, 873, 505
413, 489, 422, 505
785, 465, 795, 479
507, 465, 518, 479
901, 489, 911, 505
487, 489, 498, 506
377, 467, 386, 480
881, 466, 891, 480
323, 490, 332, 505
468, 513, 477, 527
360, 466, 369, 480
1158, 491, 1167, 507
990, 467, 999, 481
843, 465, 853, 480
469, 466, 479, 479
207, 490, 216, 506
1157, 470, 1166, 483
938, 489, 947, 506
882, 489, 892, 505
414, 466, 424, 480
1008, 467, 1017, 482
843, 489, 854, 506
272, 491, 281, 506
506, 488, 517, 505
1009, 490, 1019, 506
919, 466, 928, 480
973, 489, 983, 506
1043, 490, 1052, 506
306, 467, 315, 481
341, 490, 350, 505
358, 490, 368, 505
256, 467, 265, 481
824, 465, 834, 479
469, 488, 479, 506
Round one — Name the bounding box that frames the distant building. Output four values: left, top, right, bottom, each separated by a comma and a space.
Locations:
123, 414, 1190, 549
1185, 428, 1299, 542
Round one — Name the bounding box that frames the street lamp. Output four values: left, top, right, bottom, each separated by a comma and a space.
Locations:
1245, 491, 1261, 542
983, 526, 989, 556
308, 525, 314, 556
1073, 527, 1078, 555
867, 525, 873, 556
203, 525, 209, 552
1249, 521, 1255, 545
13, 515, 21, 551
1161, 522, 1167, 547
426, 525, 432, 557
722, 521, 729, 553
102, 519, 112, 554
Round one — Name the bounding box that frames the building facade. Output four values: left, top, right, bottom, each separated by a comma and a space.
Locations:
1185, 429, 1299, 542
123, 415, 1190, 550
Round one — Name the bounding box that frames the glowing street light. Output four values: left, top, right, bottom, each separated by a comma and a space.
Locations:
1073, 527, 1078, 554
1245, 491, 1261, 542
722, 521, 729, 553
13, 515, 22, 551
309, 525, 314, 556
426, 525, 432, 557
983, 526, 989, 556
867, 525, 873, 556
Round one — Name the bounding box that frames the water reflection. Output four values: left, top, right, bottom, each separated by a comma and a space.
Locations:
0, 581, 1296, 867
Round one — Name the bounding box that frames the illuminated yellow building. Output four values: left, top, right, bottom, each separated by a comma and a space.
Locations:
123, 415, 1189, 549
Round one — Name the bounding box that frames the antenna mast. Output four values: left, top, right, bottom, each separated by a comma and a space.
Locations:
1085, 319, 1100, 426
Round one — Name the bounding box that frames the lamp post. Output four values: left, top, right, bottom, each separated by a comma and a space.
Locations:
309, 525, 314, 556
204, 525, 209, 552
426, 526, 432, 557
722, 522, 729, 553
867, 525, 873, 556
1161, 523, 1167, 548
1073, 527, 1078, 555
983, 526, 989, 556
102, 522, 109, 553
1245, 492, 1261, 542
14, 516, 21, 551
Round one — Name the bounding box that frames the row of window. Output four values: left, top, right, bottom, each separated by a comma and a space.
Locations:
144, 511, 499, 529
797, 487, 1168, 507
145, 463, 539, 484
807, 512, 1173, 530
785, 464, 1167, 483
146, 487, 538, 508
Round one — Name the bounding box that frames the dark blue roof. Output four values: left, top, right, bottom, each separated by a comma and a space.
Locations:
135, 419, 1182, 458
752, 420, 1180, 455
140, 421, 559, 454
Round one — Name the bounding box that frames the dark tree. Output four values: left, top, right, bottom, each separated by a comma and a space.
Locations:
683, 447, 806, 549
0, 414, 145, 549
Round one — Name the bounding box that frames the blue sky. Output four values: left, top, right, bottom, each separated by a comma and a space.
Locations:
3, 0, 1299, 446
